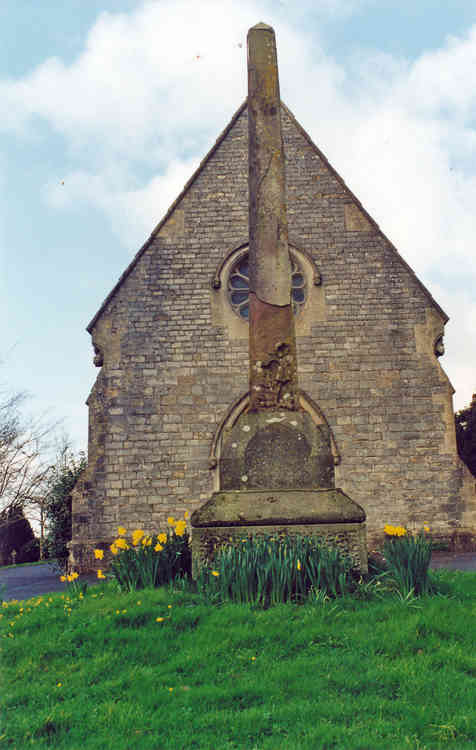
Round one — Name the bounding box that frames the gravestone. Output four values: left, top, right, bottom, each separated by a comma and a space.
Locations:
191, 23, 367, 573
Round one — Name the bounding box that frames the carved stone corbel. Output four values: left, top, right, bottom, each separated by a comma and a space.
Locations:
434, 335, 445, 358
93, 343, 104, 368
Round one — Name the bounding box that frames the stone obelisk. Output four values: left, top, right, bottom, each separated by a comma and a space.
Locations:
247, 23, 298, 412
191, 23, 367, 574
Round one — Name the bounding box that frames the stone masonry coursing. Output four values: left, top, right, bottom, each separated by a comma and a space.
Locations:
70, 101, 476, 572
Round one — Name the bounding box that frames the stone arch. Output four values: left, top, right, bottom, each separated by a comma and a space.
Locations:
211, 240, 321, 292
209, 391, 340, 492
210, 240, 325, 338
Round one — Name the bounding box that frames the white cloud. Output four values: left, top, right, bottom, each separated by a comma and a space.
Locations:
401, 27, 476, 119
44, 157, 199, 249
0, 1, 266, 160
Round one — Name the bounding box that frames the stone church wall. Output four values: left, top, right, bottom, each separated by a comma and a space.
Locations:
70, 104, 476, 571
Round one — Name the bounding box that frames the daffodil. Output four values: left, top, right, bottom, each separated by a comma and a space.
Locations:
156, 617, 164, 622
97, 570, 106, 579
167, 517, 175, 526
157, 532, 167, 544
184, 510, 190, 520
384, 523, 407, 537
211, 570, 219, 577
297, 560, 301, 571
154, 543, 163, 552
110, 543, 119, 555
117, 526, 127, 536
132, 529, 145, 546
94, 549, 104, 560
175, 520, 187, 537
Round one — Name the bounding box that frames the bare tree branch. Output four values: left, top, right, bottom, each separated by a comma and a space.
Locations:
0, 386, 58, 531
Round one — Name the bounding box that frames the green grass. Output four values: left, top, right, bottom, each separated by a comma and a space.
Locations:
1, 571, 476, 749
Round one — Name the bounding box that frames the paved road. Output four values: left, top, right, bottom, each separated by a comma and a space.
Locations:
0, 563, 99, 601
429, 551, 476, 572
1, 554, 476, 601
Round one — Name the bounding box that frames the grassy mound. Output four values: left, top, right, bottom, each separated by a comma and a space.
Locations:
1, 570, 476, 749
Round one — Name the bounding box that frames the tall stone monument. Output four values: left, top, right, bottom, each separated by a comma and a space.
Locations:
191, 23, 368, 572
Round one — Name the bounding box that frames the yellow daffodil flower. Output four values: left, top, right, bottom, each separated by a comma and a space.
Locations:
384, 524, 407, 537
117, 526, 127, 536
94, 549, 104, 560
132, 529, 144, 546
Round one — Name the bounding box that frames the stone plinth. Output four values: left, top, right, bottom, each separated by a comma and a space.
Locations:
191, 488, 367, 573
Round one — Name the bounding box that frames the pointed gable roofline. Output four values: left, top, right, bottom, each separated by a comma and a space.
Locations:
87, 99, 447, 333
280, 102, 448, 324
87, 99, 248, 333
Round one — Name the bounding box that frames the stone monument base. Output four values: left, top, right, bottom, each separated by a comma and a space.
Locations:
191, 488, 368, 574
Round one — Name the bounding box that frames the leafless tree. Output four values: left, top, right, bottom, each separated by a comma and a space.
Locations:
0, 389, 56, 547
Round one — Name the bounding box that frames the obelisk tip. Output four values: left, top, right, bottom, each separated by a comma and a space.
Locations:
248, 22, 274, 33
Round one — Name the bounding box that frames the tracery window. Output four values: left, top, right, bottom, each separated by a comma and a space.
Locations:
227, 253, 306, 320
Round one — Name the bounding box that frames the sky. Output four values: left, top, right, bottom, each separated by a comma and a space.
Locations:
1, 0, 476, 453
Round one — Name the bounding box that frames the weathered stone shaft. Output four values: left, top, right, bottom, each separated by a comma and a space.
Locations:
247, 23, 298, 411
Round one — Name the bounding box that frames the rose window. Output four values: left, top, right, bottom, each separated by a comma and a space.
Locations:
227, 254, 306, 320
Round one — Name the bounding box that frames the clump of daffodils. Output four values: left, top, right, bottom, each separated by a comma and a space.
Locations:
384, 524, 407, 537
197, 533, 353, 606
58, 570, 88, 597
92, 512, 192, 592
382, 522, 434, 597
60, 571, 79, 583
384, 524, 430, 537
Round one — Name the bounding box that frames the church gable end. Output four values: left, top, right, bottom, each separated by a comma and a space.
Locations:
70, 100, 475, 572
